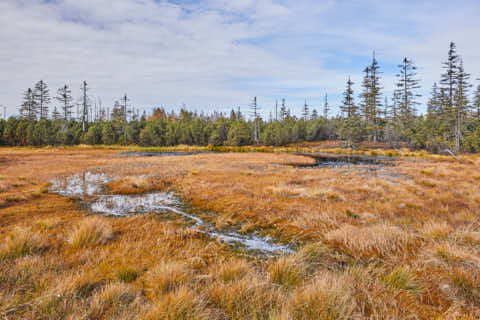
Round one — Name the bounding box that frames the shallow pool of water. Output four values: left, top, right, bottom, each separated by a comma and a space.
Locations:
49, 172, 292, 255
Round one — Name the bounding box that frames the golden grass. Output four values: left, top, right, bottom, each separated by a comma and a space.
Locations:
1, 146, 480, 318
67, 216, 114, 247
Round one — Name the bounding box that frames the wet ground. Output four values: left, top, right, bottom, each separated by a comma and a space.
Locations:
292, 152, 405, 182
117, 151, 209, 157
49, 172, 292, 256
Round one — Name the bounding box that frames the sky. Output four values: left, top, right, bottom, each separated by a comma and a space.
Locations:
1, 0, 480, 119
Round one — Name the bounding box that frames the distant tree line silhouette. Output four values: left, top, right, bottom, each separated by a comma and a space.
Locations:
2, 42, 480, 153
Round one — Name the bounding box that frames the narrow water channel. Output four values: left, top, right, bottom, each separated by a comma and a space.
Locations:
49, 172, 292, 256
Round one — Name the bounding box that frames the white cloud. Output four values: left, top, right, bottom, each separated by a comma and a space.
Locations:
0, 0, 479, 118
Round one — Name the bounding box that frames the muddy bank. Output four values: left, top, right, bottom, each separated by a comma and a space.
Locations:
49, 172, 292, 256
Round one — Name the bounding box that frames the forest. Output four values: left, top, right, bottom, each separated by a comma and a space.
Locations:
3, 42, 480, 153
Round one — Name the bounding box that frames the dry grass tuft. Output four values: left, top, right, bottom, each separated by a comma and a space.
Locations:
382, 266, 420, 294
284, 273, 356, 320
89, 282, 143, 319
268, 256, 305, 288
145, 261, 191, 295
325, 224, 416, 258
208, 275, 282, 319
146, 286, 206, 320
106, 175, 171, 195
422, 221, 452, 240
214, 259, 251, 282
0, 226, 46, 259
67, 216, 114, 247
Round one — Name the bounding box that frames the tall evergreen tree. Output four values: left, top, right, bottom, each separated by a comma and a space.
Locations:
440, 42, 459, 116
279, 99, 287, 120
340, 77, 356, 118
19, 88, 37, 121
323, 93, 329, 118
311, 109, 318, 120
34, 80, 50, 119
427, 83, 442, 116
453, 59, 471, 150
302, 99, 309, 121
396, 57, 421, 127
473, 83, 480, 120
55, 85, 74, 121
368, 52, 382, 142
52, 106, 61, 120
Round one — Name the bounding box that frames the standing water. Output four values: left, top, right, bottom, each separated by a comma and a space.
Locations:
49, 172, 292, 256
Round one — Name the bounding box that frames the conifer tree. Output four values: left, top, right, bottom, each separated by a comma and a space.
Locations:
311, 109, 318, 120
473, 83, 480, 120
323, 93, 329, 118
80, 81, 90, 132
20, 88, 37, 121
34, 80, 50, 119
249, 96, 260, 143
427, 83, 442, 116
302, 99, 309, 121
340, 77, 356, 118
279, 99, 287, 120
453, 59, 471, 150
396, 57, 421, 128
55, 85, 74, 121
52, 106, 61, 120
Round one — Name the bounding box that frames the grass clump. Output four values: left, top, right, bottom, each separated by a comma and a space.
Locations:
214, 259, 250, 282
117, 267, 139, 283
284, 273, 356, 320
0, 226, 45, 259
268, 256, 305, 288
325, 224, 415, 258
89, 282, 142, 319
67, 216, 114, 247
147, 286, 206, 320
382, 267, 420, 294
208, 275, 281, 320
145, 261, 191, 295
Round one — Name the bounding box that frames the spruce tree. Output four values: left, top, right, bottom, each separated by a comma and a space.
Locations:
311, 109, 318, 120
52, 106, 61, 120
302, 99, 309, 121
20, 88, 37, 121
473, 83, 480, 120
279, 99, 287, 120
340, 77, 356, 118
368, 52, 382, 142
323, 93, 329, 118
249, 96, 260, 143
396, 57, 421, 128
453, 59, 471, 150
55, 85, 74, 121
34, 80, 50, 119
427, 83, 442, 116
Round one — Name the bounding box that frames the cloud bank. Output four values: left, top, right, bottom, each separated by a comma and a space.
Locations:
1, 0, 480, 117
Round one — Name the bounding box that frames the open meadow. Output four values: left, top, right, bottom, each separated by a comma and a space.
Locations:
1, 146, 480, 319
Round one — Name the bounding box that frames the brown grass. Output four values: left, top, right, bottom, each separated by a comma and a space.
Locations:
0, 146, 480, 318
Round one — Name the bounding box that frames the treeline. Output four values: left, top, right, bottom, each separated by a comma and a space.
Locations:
2, 42, 480, 153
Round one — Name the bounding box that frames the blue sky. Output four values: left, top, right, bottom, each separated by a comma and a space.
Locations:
1, 0, 480, 118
